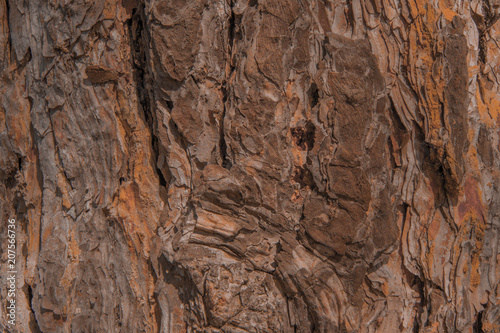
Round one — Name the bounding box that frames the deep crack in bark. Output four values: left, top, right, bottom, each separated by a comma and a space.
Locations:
128, 2, 167, 187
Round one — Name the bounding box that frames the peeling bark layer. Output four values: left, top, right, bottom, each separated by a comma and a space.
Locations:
1, 0, 500, 332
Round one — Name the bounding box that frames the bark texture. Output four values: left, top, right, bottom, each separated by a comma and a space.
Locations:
1, 0, 500, 332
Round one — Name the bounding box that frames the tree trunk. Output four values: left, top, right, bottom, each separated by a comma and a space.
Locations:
1, 0, 499, 332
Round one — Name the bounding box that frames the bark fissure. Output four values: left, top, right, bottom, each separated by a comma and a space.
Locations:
218, 0, 237, 170
473, 310, 485, 333
26, 284, 42, 333
127, 3, 167, 188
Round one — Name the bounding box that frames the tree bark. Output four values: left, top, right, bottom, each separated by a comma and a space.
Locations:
1, 0, 499, 332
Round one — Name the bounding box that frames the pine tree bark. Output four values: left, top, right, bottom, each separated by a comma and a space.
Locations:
1, 0, 500, 332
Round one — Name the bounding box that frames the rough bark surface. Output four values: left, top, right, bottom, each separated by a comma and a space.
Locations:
1, 0, 500, 332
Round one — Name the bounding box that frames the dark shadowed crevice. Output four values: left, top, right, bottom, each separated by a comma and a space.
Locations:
4, 0, 12, 67
473, 310, 484, 333
345, 2, 356, 33
126, 6, 170, 329
25, 284, 42, 333
413, 274, 427, 331
127, 2, 167, 188
308, 83, 320, 109
290, 122, 315, 151
218, 0, 238, 170
292, 166, 316, 189
228, 0, 237, 48
477, 25, 487, 64
219, 84, 231, 169
165, 99, 174, 110
412, 316, 420, 333
31, 121, 44, 254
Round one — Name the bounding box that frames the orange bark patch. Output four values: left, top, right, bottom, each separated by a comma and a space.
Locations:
458, 177, 485, 223
114, 182, 154, 257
